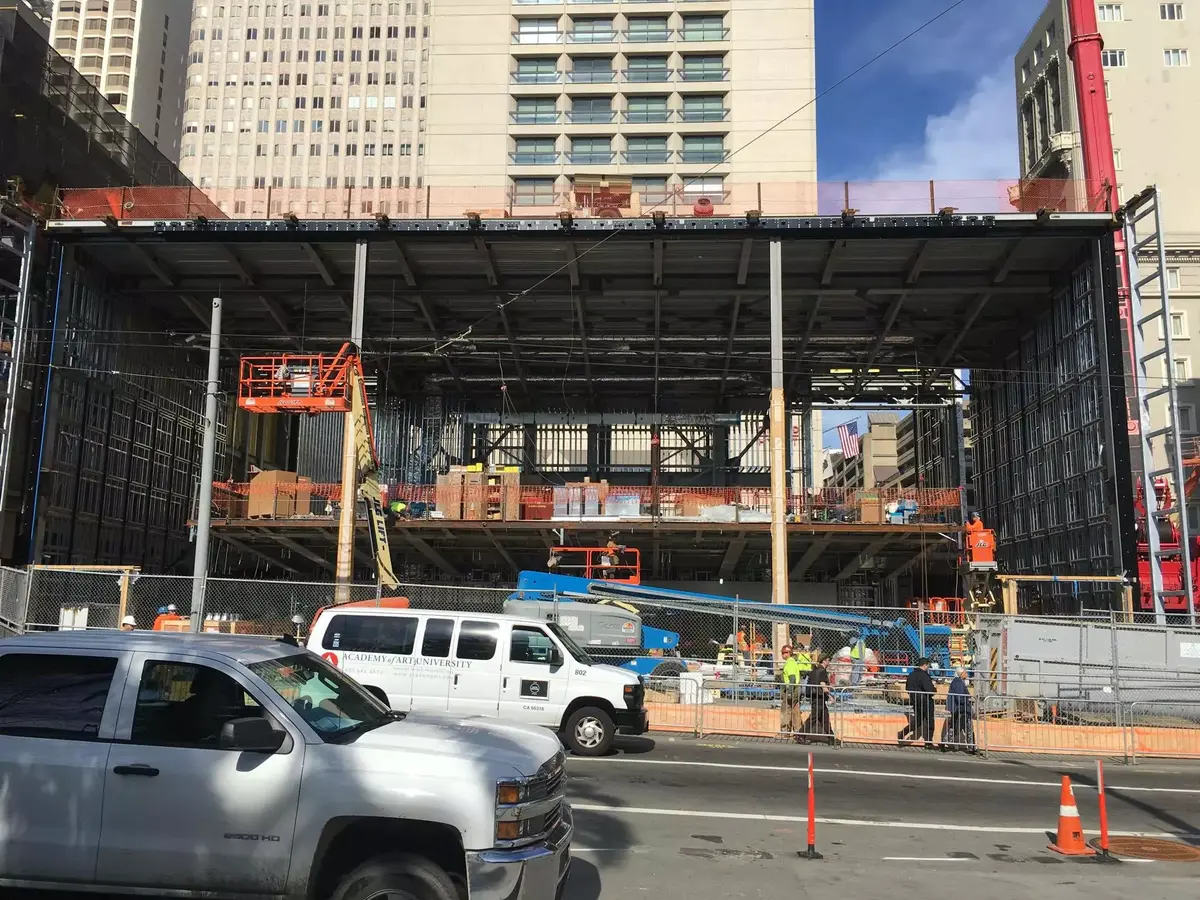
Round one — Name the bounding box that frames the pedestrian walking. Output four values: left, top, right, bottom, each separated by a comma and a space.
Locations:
799, 653, 833, 743
778, 645, 804, 734
902, 657, 937, 748
943, 667, 976, 753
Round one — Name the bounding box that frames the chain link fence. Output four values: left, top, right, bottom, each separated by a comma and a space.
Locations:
0, 566, 28, 635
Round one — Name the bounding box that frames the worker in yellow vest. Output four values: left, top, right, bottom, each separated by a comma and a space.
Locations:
850, 639, 865, 686
794, 644, 814, 676
780, 645, 804, 734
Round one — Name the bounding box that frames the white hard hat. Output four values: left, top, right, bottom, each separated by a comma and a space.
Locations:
121, 615, 137, 627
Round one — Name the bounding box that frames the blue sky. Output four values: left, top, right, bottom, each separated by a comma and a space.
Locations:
813, 0, 1044, 445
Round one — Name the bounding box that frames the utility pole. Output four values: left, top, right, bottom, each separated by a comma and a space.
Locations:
769, 240, 790, 656
334, 241, 368, 603
190, 297, 222, 632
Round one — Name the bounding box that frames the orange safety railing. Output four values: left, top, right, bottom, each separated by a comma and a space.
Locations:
210, 481, 965, 526
549, 546, 641, 584
54, 178, 1111, 223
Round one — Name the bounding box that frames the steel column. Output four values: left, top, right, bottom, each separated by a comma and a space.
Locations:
189, 298, 222, 631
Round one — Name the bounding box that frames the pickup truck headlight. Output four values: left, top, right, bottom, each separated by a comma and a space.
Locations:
495, 769, 564, 848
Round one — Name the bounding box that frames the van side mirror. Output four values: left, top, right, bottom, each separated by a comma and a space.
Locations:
549, 647, 564, 667
219, 717, 285, 753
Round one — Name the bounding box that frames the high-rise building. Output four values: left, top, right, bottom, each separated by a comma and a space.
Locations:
180, 1, 433, 218
1015, 1, 1200, 527
48, 0, 190, 161
423, 0, 816, 213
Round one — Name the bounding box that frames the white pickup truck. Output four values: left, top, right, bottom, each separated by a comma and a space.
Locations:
0, 630, 572, 900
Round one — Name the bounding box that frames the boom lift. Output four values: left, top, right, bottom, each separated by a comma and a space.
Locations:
237, 342, 399, 592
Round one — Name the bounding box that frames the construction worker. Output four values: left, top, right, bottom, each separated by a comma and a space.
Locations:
794, 642, 813, 678
779, 645, 804, 734
966, 510, 984, 534
120, 615, 137, 632
849, 639, 865, 686
799, 652, 833, 743
386, 498, 408, 526
943, 667, 976, 753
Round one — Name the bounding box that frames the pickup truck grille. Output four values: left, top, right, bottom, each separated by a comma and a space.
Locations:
529, 752, 566, 802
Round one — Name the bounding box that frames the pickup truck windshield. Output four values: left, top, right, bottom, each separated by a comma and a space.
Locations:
547, 622, 594, 666
249, 653, 394, 743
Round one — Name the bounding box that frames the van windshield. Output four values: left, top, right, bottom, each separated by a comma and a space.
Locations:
547, 622, 594, 665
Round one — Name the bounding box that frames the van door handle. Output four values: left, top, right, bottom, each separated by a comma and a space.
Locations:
503, 677, 508, 690
454, 674, 459, 686
113, 764, 159, 777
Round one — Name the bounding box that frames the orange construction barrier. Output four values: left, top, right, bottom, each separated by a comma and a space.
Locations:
1048, 776, 1096, 856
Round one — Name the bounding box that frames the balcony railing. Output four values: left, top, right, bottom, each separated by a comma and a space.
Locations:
624, 30, 673, 42
568, 30, 619, 43
568, 69, 617, 83
511, 111, 561, 124
680, 29, 730, 41
680, 108, 728, 122
512, 32, 565, 45
512, 71, 562, 84
514, 0, 563, 4
679, 68, 729, 82
567, 110, 617, 123
624, 68, 675, 82
510, 151, 561, 165
623, 109, 675, 123
623, 150, 675, 164
568, 151, 617, 164
678, 149, 728, 163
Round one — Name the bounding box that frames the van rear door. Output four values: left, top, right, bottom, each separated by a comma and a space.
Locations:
315, 612, 417, 712
449, 619, 505, 718
410, 616, 455, 713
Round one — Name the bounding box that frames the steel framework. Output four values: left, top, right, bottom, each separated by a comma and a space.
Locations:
1123, 187, 1195, 624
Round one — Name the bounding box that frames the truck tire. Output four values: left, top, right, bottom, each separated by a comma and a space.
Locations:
564, 706, 615, 756
331, 853, 459, 900
651, 661, 684, 679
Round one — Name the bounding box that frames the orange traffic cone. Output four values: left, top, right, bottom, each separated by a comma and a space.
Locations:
1048, 775, 1096, 856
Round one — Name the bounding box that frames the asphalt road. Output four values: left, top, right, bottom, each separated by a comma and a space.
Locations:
563, 736, 1200, 900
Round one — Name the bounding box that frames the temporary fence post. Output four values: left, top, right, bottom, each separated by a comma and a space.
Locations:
1095, 759, 1117, 862
1126, 701, 1136, 766
798, 751, 823, 860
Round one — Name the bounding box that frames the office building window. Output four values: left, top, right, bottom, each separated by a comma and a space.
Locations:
511, 178, 557, 207
1164, 48, 1190, 66
1161, 4, 1185, 20
1101, 49, 1126, 67
1097, 3, 1123, 21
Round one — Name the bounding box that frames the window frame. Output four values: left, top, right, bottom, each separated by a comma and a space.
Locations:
418, 617, 455, 659
509, 625, 559, 666
321, 613, 419, 656
454, 620, 501, 662
0, 650, 126, 742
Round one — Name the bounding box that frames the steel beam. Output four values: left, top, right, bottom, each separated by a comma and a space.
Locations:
475, 237, 499, 286
390, 238, 418, 287
403, 531, 464, 578
213, 531, 302, 576
736, 238, 754, 286
789, 536, 832, 579
718, 532, 748, 580
300, 242, 336, 286
835, 535, 893, 580
257, 529, 335, 572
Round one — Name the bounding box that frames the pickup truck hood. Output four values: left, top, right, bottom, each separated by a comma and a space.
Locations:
342, 711, 562, 777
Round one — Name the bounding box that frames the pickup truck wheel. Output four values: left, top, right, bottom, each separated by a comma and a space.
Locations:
564, 706, 614, 756
331, 853, 458, 900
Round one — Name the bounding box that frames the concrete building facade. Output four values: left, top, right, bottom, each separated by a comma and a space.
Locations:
178, 1, 433, 217
423, 0, 816, 213
49, 0, 190, 161
1015, 0, 1200, 529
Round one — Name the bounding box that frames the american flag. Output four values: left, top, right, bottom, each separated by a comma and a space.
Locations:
837, 421, 861, 459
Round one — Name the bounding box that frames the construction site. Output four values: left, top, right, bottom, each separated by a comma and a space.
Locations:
0, 0, 1198, 766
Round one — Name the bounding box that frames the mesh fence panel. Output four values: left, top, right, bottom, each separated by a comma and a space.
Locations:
0, 566, 28, 630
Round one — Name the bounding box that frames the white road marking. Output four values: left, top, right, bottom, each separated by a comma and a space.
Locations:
882, 857, 975, 861
573, 755, 1200, 795
570, 803, 1198, 838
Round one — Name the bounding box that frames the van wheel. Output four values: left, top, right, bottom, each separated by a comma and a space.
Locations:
565, 706, 614, 756
331, 853, 458, 900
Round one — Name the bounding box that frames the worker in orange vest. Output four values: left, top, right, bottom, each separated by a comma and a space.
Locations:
966, 511, 984, 534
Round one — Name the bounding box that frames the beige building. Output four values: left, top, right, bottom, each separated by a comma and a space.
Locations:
49, 0, 190, 160
1015, 0, 1199, 522
179, 1, 433, 217
423, 0, 816, 215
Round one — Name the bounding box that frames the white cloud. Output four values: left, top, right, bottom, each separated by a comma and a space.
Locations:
871, 67, 1020, 182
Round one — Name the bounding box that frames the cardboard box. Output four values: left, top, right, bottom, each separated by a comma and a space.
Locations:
500, 471, 521, 521
247, 469, 297, 518
463, 472, 485, 520
435, 472, 463, 520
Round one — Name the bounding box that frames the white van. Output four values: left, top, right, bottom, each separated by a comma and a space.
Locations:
308, 607, 649, 756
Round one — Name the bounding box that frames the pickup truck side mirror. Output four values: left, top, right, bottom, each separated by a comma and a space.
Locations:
363, 685, 390, 707
220, 716, 285, 753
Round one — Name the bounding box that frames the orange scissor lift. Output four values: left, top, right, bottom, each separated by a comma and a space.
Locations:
236, 342, 400, 590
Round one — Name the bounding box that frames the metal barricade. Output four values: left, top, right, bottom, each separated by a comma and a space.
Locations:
1128, 699, 1200, 761
973, 692, 1128, 758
